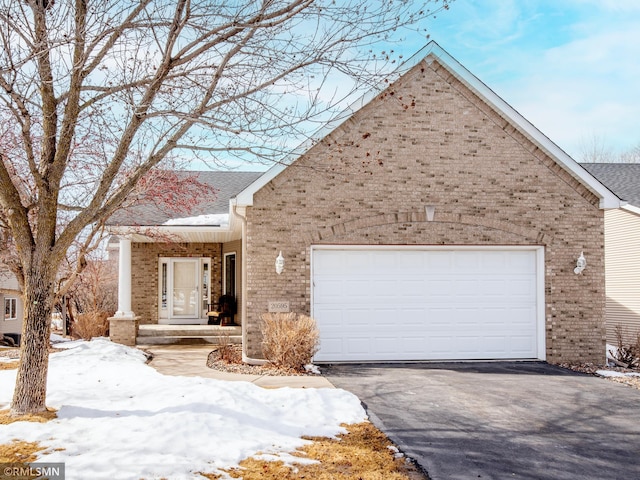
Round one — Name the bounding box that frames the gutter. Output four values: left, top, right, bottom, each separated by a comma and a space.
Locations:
622, 203, 640, 216
231, 200, 269, 366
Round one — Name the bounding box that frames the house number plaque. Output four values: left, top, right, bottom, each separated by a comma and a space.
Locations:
268, 301, 290, 313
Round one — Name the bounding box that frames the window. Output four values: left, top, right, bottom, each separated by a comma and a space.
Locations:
4, 297, 17, 321
224, 253, 236, 298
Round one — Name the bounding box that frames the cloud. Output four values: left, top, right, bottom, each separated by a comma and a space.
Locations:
421, 0, 640, 157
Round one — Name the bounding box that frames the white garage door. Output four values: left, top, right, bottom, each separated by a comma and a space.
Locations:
312, 247, 543, 362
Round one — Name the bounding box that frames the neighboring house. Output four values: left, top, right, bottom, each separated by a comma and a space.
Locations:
107, 42, 621, 365
0, 266, 24, 344
581, 163, 640, 346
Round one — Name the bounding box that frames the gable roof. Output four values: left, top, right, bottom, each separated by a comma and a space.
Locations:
580, 163, 640, 208
107, 171, 262, 227
236, 41, 621, 210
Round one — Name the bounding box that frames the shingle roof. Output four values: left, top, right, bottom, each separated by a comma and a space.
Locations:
580, 163, 640, 207
107, 171, 263, 226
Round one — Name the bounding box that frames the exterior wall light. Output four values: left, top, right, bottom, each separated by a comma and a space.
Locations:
574, 252, 586, 275
275, 251, 285, 275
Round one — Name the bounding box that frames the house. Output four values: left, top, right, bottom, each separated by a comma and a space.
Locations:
106, 170, 262, 345
0, 266, 24, 345
107, 42, 621, 365
580, 163, 640, 346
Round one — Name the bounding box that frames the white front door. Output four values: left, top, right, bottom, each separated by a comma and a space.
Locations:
159, 258, 209, 324
171, 259, 199, 319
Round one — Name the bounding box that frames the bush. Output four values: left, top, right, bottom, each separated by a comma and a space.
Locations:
260, 312, 320, 371
72, 310, 110, 340
610, 324, 640, 369
215, 332, 242, 364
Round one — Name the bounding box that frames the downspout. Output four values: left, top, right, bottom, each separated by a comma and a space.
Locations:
231, 201, 269, 366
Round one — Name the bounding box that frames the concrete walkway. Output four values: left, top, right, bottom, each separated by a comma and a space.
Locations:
139, 344, 335, 389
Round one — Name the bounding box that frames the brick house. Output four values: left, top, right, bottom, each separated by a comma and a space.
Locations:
108, 42, 620, 364
581, 163, 640, 346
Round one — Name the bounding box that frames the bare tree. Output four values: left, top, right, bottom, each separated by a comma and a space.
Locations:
619, 144, 640, 163
0, 0, 452, 414
579, 134, 640, 163
579, 134, 616, 163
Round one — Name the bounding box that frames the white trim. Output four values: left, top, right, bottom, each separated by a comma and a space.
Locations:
107, 222, 241, 244
235, 41, 620, 210
622, 204, 640, 216
310, 244, 546, 361
4, 297, 17, 321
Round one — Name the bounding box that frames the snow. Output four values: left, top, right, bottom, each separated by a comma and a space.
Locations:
163, 213, 229, 226
50, 333, 72, 344
0, 338, 366, 479
596, 369, 640, 378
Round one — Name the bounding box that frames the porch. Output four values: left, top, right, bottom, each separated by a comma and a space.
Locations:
136, 324, 242, 346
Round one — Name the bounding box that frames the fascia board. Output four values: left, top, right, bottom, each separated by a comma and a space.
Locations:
622, 204, 640, 216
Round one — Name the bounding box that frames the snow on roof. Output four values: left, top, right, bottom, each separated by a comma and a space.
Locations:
163, 213, 229, 226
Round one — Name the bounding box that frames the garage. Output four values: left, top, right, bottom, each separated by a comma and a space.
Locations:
311, 247, 545, 362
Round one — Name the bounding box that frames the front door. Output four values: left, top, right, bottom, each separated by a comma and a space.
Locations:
159, 257, 210, 324
171, 259, 199, 319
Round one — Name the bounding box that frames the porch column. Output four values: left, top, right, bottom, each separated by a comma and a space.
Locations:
109, 236, 138, 346
115, 236, 135, 318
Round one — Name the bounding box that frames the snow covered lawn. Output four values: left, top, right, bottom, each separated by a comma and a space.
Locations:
0, 338, 367, 479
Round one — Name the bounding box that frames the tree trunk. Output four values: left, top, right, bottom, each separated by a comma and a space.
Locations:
10, 272, 55, 415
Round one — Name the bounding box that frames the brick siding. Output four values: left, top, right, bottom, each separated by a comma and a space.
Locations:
243, 57, 606, 364
131, 243, 222, 324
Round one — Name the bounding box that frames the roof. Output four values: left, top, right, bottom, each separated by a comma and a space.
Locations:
580, 163, 640, 207
236, 41, 621, 210
107, 171, 262, 227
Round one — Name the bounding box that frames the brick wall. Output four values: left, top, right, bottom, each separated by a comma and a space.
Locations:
109, 317, 139, 346
131, 243, 222, 324
243, 57, 606, 364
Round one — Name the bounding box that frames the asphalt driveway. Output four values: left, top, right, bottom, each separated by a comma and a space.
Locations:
323, 362, 640, 480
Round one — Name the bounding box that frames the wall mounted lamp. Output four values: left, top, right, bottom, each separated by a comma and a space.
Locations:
275, 251, 285, 275
574, 252, 586, 275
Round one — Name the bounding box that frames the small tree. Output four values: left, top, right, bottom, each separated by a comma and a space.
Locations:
0, 0, 452, 414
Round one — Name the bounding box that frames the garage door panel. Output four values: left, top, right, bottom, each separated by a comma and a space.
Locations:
312, 248, 541, 362
509, 335, 536, 354
402, 336, 427, 353
454, 251, 483, 272
428, 335, 456, 356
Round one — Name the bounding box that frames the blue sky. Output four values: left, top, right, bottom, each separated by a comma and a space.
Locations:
414, 0, 640, 160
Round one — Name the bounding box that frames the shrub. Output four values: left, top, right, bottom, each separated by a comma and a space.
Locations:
215, 332, 242, 364
260, 312, 320, 371
609, 324, 640, 369
72, 310, 110, 340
